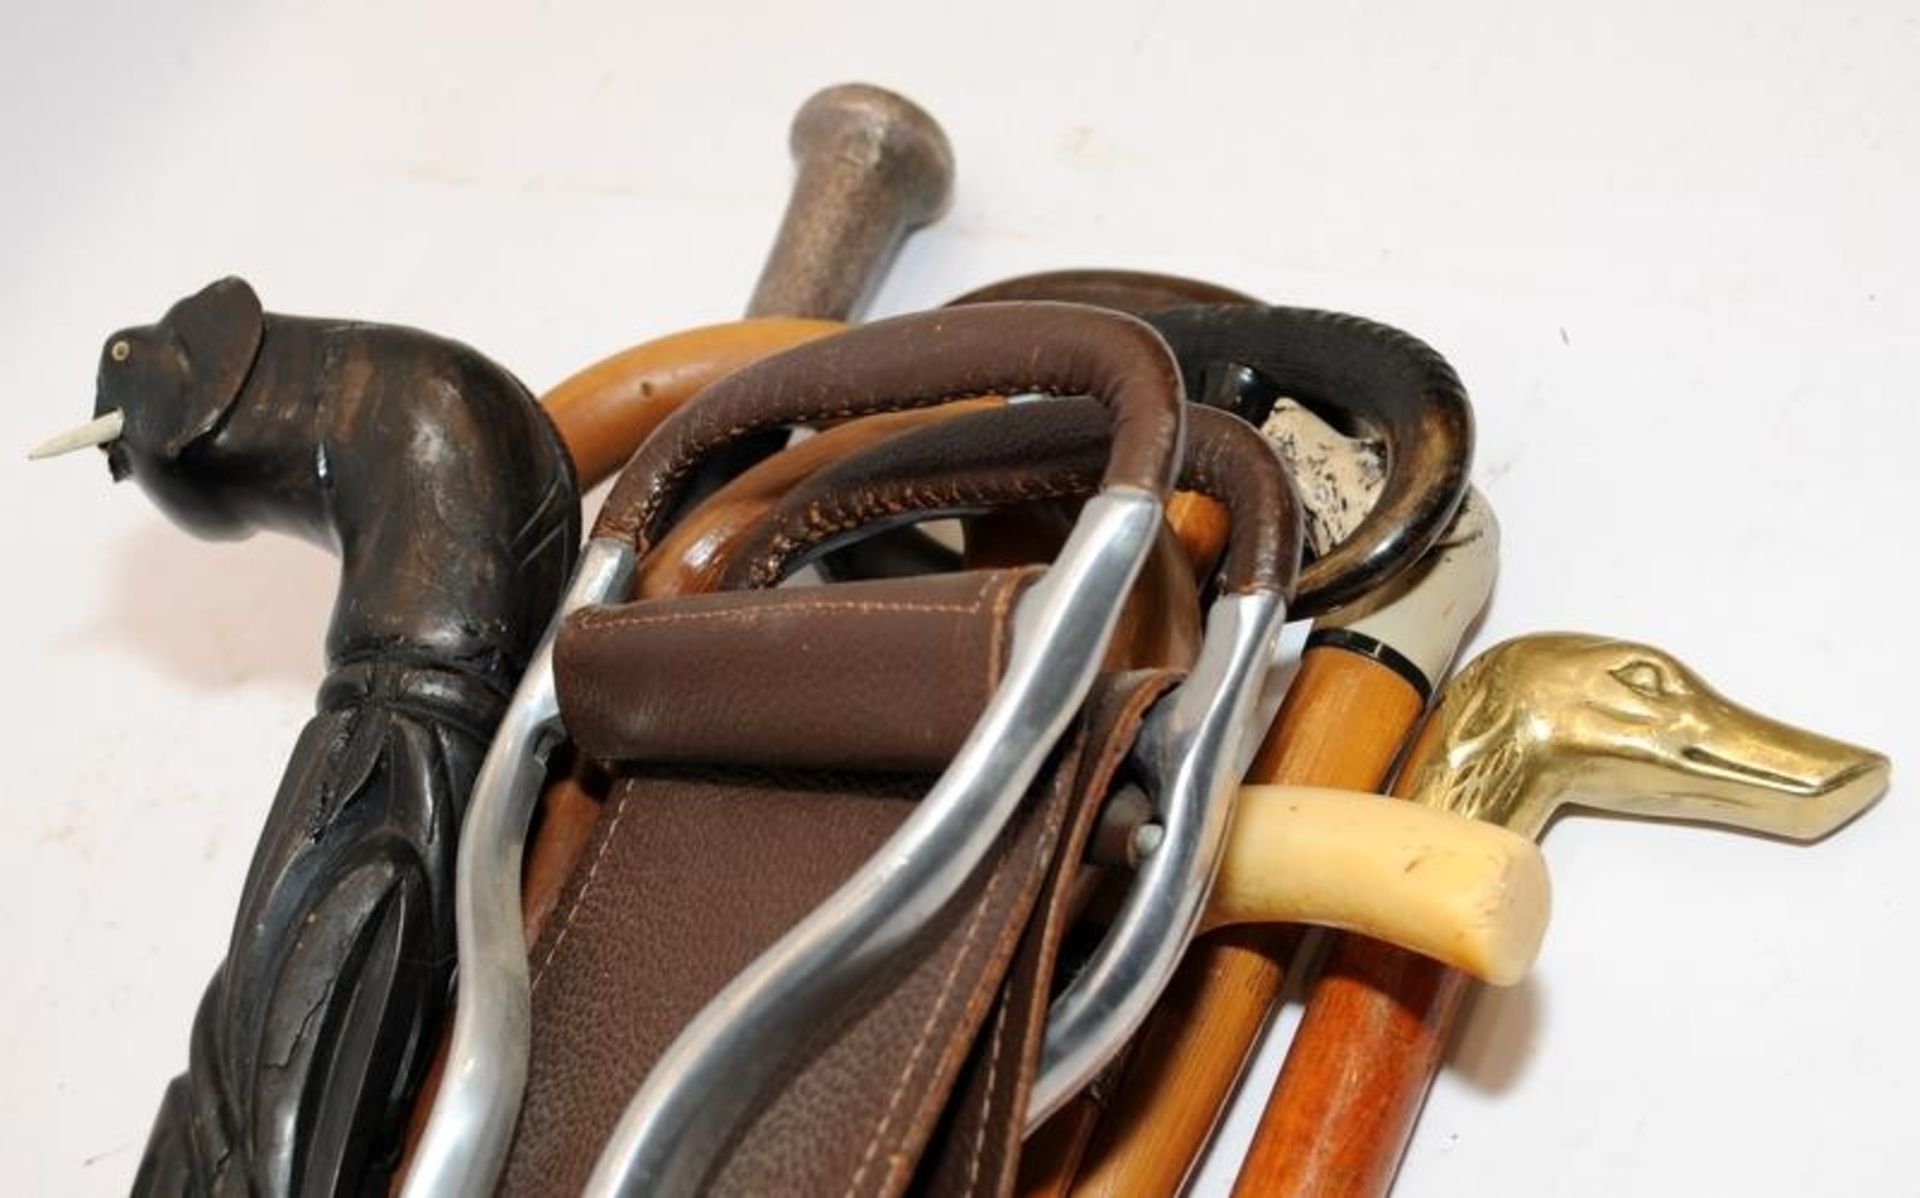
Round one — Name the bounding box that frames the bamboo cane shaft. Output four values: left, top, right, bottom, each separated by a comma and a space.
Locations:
1053, 648, 1426, 1198
1230, 709, 1462, 1198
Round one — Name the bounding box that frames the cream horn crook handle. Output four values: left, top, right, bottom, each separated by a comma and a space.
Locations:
1201, 785, 1551, 986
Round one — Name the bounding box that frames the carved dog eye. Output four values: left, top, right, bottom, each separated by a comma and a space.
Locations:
1610, 661, 1671, 698
110, 339, 131, 362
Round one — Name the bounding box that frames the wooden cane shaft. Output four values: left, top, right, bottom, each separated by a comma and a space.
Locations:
1232, 933, 1468, 1197
1165, 491, 1229, 580
541, 318, 843, 488
1230, 706, 1464, 1198
1054, 648, 1426, 1198
1016, 1102, 1100, 1198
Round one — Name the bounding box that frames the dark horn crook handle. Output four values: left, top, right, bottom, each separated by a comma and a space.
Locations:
1151, 303, 1472, 614
948, 270, 1475, 617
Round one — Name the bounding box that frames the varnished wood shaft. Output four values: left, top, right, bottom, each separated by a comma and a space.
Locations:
1231, 709, 1460, 1198
1165, 491, 1229, 579
540, 318, 842, 488
1053, 647, 1426, 1198
1232, 932, 1467, 1196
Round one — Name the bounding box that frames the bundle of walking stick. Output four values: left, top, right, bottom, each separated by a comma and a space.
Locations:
33, 84, 1888, 1198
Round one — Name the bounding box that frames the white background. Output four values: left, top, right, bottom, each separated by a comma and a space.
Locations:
2, 2, 1915, 1194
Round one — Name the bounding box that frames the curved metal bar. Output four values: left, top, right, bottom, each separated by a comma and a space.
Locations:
1027, 586, 1289, 1127
401, 537, 636, 1198
583, 489, 1163, 1198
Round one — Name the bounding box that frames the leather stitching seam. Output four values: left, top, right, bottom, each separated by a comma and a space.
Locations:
846, 863, 1005, 1198
576, 595, 986, 637
529, 784, 634, 994
963, 990, 1014, 1193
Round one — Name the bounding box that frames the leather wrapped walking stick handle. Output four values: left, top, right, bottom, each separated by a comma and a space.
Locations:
726, 397, 1302, 596
590, 302, 1187, 550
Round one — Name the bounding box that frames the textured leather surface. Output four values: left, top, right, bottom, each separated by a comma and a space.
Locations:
501, 671, 1170, 1198
707, 719, 1092, 1198
509, 302, 1223, 1195
502, 766, 928, 1196
728, 398, 1303, 598
590, 303, 1186, 547
914, 670, 1182, 1198
556, 569, 1041, 773
506, 560, 1066, 1196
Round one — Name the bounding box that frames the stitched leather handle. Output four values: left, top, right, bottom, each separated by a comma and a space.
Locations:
722, 399, 1303, 597
589, 302, 1186, 550
948, 273, 1474, 618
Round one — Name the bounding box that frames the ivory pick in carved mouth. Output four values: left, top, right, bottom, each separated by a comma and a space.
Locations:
27, 408, 122, 459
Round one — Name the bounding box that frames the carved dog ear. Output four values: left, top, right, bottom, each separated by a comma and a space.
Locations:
155, 276, 264, 457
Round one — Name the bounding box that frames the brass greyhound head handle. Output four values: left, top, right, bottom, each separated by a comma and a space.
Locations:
1235, 633, 1890, 1198
1401, 633, 1889, 839
747, 83, 953, 319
